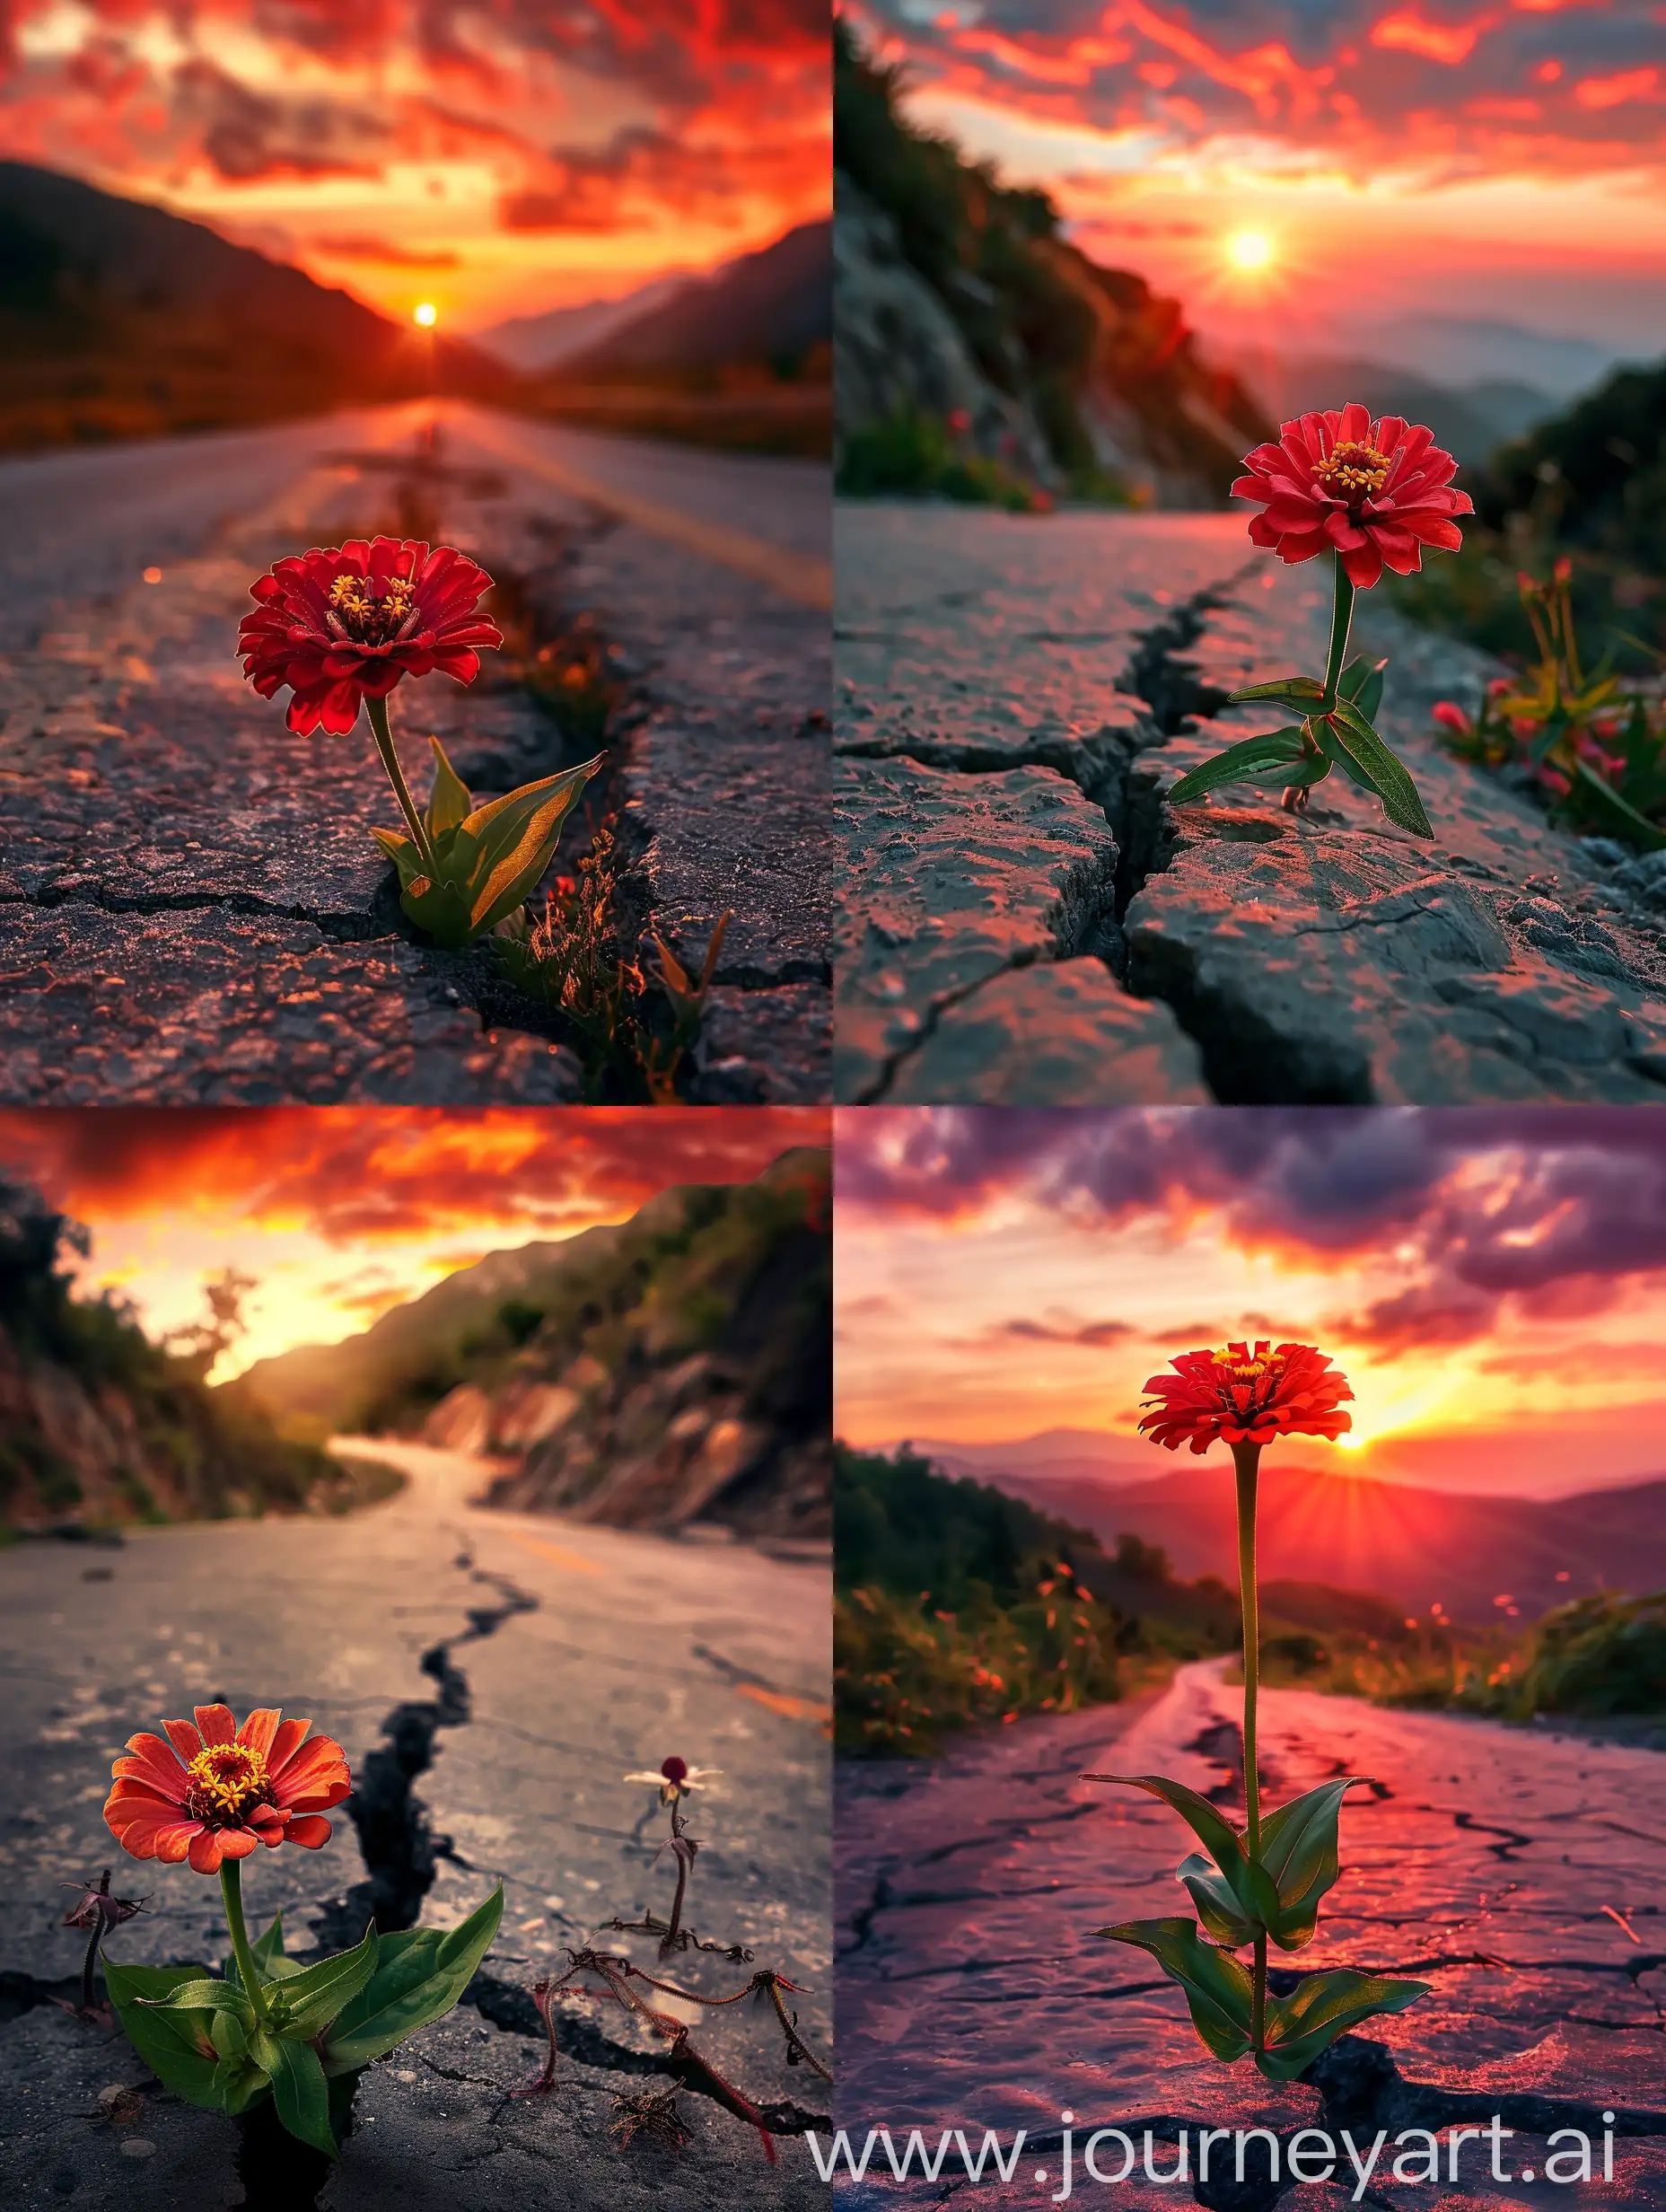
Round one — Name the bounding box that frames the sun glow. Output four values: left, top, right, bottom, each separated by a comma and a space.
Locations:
412, 302, 438, 328
1224, 228, 1273, 271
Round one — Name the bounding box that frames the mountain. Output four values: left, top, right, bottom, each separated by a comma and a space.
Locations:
242, 1150, 831, 1540
0, 1179, 338, 1532
474, 273, 695, 374
0, 160, 513, 452
1237, 348, 1553, 468
833, 20, 1271, 507
555, 222, 830, 380
976, 1459, 1666, 1628
883, 1430, 1153, 1489
1355, 316, 1632, 404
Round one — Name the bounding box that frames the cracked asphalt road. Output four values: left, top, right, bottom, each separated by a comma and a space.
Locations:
834, 1659, 1666, 2208
0, 1439, 831, 2210
0, 405, 830, 1103
835, 504, 1666, 1104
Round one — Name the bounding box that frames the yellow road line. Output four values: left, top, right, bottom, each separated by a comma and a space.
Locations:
502, 1530, 602, 1575
453, 408, 831, 611
735, 1681, 833, 1729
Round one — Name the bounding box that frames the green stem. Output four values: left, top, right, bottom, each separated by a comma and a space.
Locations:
220, 1859, 269, 2026
364, 693, 438, 878
1321, 552, 1355, 709
1232, 1435, 1267, 2053
1231, 1439, 1262, 1852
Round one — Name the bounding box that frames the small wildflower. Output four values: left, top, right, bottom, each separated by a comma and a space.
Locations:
624, 1756, 722, 1807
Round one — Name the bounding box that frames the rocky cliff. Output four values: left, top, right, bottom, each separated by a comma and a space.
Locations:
245, 1150, 833, 1541
0, 1181, 335, 1532
833, 22, 1270, 507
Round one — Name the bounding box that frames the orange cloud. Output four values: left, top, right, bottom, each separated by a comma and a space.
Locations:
1370, 8, 1496, 65
0, 1109, 829, 1246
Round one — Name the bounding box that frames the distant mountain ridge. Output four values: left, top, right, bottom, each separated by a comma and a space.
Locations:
475, 273, 695, 373
0, 160, 512, 451
1237, 347, 1554, 468
559, 222, 830, 380
969, 1457, 1666, 1628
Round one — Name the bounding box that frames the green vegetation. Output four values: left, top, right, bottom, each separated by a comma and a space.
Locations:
834, 20, 1261, 505
1428, 558, 1666, 849
836, 1444, 1271, 1752
837, 408, 1047, 510
245, 1150, 832, 1450
1389, 357, 1666, 671
0, 1179, 338, 1532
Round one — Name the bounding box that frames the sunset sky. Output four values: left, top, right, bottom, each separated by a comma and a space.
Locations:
0, 1107, 827, 1381
836, 1108, 1666, 1499
846, 0, 1666, 379
0, 1, 829, 328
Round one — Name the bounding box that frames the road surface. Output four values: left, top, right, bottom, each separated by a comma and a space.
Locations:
0, 406, 831, 1102
0, 1438, 832, 2211
836, 1657, 1666, 2208
836, 503, 1666, 1105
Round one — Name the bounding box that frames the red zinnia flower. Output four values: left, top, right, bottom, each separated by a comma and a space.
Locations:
1232, 406, 1473, 591
237, 536, 503, 737
104, 1703, 350, 1874
1139, 1340, 1354, 1455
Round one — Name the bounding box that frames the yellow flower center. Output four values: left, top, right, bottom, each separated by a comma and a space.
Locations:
186, 1742, 270, 1826
1312, 440, 1390, 502
328, 571, 416, 645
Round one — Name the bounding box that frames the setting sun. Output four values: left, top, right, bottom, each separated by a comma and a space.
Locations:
1224, 230, 1273, 272
412, 303, 438, 329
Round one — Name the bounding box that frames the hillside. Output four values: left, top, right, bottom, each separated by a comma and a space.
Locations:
0, 1180, 339, 1532
559, 221, 830, 379
475, 274, 695, 374
243, 1149, 832, 1540
991, 1459, 1666, 1628
833, 20, 1270, 506
0, 160, 513, 452
1237, 348, 1552, 469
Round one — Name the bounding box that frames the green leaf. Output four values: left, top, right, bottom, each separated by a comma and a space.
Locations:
399, 874, 476, 948
1324, 700, 1435, 838
250, 1916, 286, 1973
425, 737, 474, 839
136, 1978, 256, 2023
1083, 1772, 1282, 1933
368, 825, 425, 890
322, 1886, 503, 2072
1096, 1918, 1254, 2063
268, 1921, 380, 2041
1257, 1780, 1358, 1951
104, 1960, 226, 2111
1568, 758, 1666, 851
209, 2008, 249, 2062
1228, 676, 1327, 710
1337, 654, 1388, 724
269, 2034, 338, 2160
1178, 1853, 1257, 1948
1166, 729, 1308, 803
1083, 1772, 1243, 1877
1256, 1967, 1430, 2082
459, 756, 605, 940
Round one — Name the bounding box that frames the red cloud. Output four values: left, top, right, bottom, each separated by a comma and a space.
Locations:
1370, 9, 1496, 66
848, 0, 1666, 177
0, 1109, 829, 1246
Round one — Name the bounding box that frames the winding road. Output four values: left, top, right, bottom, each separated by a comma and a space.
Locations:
0, 1438, 832, 2210
836, 1658, 1666, 2208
